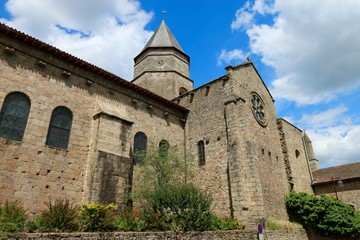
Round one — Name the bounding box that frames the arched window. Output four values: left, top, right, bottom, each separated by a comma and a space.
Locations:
179, 87, 188, 96
295, 149, 300, 158
0, 92, 31, 141
46, 106, 73, 149
198, 140, 205, 165
133, 132, 147, 164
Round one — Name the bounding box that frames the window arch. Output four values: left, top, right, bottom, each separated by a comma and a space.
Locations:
295, 149, 300, 158
179, 87, 188, 96
46, 106, 73, 149
133, 131, 147, 164
0, 92, 31, 141
198, 140, 205, 165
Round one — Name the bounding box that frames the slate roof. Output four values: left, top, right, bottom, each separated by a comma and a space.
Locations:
312, 162, 360, 183
0, 22, 189, 113
142, 20, 185, 53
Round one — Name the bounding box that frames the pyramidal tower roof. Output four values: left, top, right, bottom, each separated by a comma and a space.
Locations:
142, 20, 185, 53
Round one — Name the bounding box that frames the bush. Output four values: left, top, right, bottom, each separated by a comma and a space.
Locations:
134, 143, 192, 190
114, 207, 145, 232
36, 198, 78, 232
78, 202, 117, 232
142, 183, 213, 231
285, 191, 360, 237
209, 214, 245, 230
0, 201, 27, 233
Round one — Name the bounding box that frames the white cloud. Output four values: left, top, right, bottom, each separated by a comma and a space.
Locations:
307, 125, 360, 168
217, 49, 247, 66
232, 0, 360, 105
1, 0, 153, 80
252, 0, 275, 15
291, 106, 360, 167
299, 105, 348, 129
231, 1, 254, 31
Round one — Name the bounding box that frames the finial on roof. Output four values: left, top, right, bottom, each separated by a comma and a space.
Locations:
162, 9, 166, 20
247, 56, 252, 62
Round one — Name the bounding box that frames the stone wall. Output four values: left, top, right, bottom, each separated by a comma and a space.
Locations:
10, 230, 309, 240
0, 32, 187, 216
277, 119, 314, 194
226, 63, 289, 223
177, 75, 233, 219
176, 62, 291, 226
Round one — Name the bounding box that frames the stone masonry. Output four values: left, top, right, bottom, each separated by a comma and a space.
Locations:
0, 24, 187, 217
0, 20, 320, 227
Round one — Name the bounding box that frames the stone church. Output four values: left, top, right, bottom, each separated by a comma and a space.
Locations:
0, 20, 319, 225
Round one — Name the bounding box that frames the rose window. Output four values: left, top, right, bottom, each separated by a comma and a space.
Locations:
251, 92, 267, 126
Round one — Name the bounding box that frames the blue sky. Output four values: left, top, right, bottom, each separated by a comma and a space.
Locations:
1, 0, 360, 168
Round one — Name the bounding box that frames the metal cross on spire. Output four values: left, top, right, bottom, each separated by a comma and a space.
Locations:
162, 9, 166, 20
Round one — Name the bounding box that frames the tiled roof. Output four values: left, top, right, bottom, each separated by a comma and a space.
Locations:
0, 23, 189, 113
312, 162, 360, 183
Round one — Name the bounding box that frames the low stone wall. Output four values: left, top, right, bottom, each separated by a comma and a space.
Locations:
266, 229, 308, 240
7, 230, 309, 240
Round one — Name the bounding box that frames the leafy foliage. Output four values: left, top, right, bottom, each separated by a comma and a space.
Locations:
142, 183, 213, 231
134, 143, 192, 190
36, 198, 78, 232
134, 143, 242, 232
78, 202, 117, 232
209, 214, 245, 230
114, 207, 145, 232
285, 191, 360, 237
0, 201, 27, 233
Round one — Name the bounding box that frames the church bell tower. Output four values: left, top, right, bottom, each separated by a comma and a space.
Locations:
132, 20, 193, 100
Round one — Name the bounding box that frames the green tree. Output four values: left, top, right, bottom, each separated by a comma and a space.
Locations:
134, 142, 192, 190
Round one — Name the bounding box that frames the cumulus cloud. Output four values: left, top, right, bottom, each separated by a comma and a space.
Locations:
229, 0, 360, 167
1, 0, 153, 80
307, 125, 360, 168
217, 49, 247, 66
230, 1, 254, 31
299, 105, 348, 129
252, 0, 275, 15
231, 0, 360, 105
290, 106, 360, 167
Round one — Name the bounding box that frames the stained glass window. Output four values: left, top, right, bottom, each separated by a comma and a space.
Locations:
0, 92, 31, 141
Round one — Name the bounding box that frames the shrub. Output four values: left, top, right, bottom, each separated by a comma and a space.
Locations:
36, 198, 78, 232
78, 202, 117, 232
209, 214, 245, 230
142, 183, 213, 231
134, 143, 192, 191
114, 207, 145, 232
0, 201, 27, 233
285, 191, 360, 237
